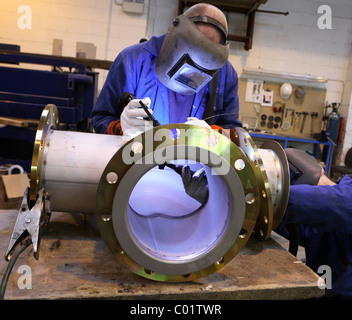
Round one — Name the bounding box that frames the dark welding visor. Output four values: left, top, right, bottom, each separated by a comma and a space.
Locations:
167, 53, 216, 92
156, 14, 229, 95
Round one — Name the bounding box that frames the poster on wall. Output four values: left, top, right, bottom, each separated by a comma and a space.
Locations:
261, 89, 274, 107
245, 79, 263, 103
245, 79, 274, 107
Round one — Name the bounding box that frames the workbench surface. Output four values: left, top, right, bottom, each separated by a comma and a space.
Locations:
0, 210, 324, 300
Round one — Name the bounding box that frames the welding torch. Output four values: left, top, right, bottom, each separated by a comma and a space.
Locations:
127, 94, 183, 174
127, 94, 160, 127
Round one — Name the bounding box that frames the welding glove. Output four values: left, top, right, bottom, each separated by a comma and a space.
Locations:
181, 165, 209, 204
185, 117, 211, 129
120, 97, 153, 138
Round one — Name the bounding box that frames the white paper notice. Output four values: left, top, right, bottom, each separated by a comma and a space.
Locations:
245, 79, 263, 103
262, 89, 274, 107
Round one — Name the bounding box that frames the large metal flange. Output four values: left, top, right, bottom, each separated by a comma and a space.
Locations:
96, 124, 260, 282
29, 104, 59, 206
231, 127, 274, 240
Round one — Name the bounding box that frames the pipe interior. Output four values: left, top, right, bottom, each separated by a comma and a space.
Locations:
127, 161, 232, 262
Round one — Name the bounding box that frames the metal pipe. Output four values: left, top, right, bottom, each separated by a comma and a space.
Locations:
28, 105, 289, 282
40, 130, 129, 213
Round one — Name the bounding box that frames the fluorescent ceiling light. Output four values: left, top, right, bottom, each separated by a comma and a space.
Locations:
242, 67, 328, 83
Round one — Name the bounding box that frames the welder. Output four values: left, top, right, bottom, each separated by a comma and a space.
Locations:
91, 3, 241, 204
91, 3, 241, 136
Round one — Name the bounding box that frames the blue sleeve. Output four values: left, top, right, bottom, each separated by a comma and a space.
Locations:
284, 175, 352, 234
211, 62, 241, 129
91, 48, 138, 133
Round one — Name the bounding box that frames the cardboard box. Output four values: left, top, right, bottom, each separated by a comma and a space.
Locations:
0, 173, 29, 209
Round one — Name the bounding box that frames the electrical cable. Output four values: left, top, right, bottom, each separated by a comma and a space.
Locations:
0, 240, 31, 300
0, 193, 51, 300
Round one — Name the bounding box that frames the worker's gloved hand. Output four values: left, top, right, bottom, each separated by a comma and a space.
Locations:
185, 117, 211, 129
121, 97, 153, 138
181, 165, 209, 204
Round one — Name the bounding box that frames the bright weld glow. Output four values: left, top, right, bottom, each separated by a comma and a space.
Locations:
127, 163, 231, 261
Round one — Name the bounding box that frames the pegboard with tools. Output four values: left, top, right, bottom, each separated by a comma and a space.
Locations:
238, 78, 327, 138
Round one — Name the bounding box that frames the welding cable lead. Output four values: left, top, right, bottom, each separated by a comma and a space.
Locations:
120, 97, 154, 138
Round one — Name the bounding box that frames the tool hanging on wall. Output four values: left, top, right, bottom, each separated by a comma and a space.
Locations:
281, 105, 291, 131
285, 108, 292, 119
272, 101, 283, 113
297, 112, 302, 128
293, 111, 301, 131
281, 121, 290, 131
293, 117, 298, 131
274, 116, 281, 123
294, 86, 306, 104
295, 112, 302, 131
291, 109, 295, 126
310, 112, 318, 134
280, 103, 285, 127
300, 112, 309, 133
254, 104, 260, 116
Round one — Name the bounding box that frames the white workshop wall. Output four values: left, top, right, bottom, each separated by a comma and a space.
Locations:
1, 0, 352, 162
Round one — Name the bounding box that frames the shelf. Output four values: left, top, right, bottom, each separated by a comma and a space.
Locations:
178, 0, 268, 50
248, 132, 333, 174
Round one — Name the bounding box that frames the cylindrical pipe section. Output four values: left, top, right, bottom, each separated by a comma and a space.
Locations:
257, 148, 285, 217
40, 130, 129, 213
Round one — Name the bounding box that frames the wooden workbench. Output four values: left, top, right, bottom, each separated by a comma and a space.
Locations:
0, 209, 324, 300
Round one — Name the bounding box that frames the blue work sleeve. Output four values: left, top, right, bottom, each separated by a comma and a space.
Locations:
222, 65, 241, 129
91, 49, 137, 133
209, 62, 242, 129
284, 175, 352, 234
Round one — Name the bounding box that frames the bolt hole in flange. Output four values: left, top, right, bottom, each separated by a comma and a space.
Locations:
106, 172, 118, 184
234, 159, 245, 171
239, 228, 248, 239
245, 193, 255, 204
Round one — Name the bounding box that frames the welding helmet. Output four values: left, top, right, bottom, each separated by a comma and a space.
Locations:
156, 4, 229, 95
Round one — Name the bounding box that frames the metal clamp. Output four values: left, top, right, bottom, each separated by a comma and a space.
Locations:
5, 187, 52, 261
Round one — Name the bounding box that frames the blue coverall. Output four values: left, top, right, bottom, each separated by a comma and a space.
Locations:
91, 34, 241, 134
276, 174, 352, 298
